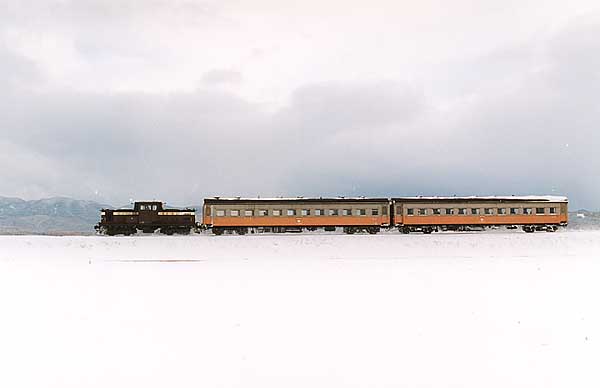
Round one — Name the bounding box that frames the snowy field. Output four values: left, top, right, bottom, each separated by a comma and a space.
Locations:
1, 230, 599, 388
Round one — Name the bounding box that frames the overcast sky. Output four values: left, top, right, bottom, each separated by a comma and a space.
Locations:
1, 1, 599, 209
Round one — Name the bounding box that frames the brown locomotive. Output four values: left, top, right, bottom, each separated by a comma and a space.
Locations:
95, 201, 196, 235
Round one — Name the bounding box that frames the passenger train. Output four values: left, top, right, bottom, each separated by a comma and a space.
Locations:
95, 195, 568, 235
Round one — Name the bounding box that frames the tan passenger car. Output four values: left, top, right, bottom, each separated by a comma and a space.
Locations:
392, 196, 568, 233
203, 197, 390, 234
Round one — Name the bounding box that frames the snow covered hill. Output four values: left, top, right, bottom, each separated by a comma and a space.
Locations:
0, 196, 110, 234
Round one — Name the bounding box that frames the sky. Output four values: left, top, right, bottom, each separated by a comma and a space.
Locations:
0, 0, 599, 209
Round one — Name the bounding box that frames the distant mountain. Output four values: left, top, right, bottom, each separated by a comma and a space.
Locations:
568, 210, 600, 230
0, 196, 112, 235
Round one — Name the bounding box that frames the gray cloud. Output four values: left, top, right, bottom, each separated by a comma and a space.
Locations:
200, 69, 243, 87
0, 6, 599, 210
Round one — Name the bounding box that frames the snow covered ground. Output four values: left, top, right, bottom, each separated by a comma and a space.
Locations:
1, 230, 599, 388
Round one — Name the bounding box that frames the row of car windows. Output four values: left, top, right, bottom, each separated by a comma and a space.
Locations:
403, 207, 557, 216
214, 208, 387, 217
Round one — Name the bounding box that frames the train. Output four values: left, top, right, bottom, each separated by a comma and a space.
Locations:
95, 195, 568, 235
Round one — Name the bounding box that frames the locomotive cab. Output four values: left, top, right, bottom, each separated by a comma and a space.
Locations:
134, 201, 163, 212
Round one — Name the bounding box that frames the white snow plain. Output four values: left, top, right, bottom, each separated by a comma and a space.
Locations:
1, 230, 599, 388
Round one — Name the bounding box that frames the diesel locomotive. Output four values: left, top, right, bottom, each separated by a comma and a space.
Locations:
95, 201, 196, 235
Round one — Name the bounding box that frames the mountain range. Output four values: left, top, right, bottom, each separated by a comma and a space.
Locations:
0, 196, 113, 235
0, 196, 597, 235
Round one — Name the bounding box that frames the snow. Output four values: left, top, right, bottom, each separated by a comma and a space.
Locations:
1, 230, 599, 388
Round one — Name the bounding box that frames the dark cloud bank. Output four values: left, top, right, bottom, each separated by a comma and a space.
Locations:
0, 17, 599, 209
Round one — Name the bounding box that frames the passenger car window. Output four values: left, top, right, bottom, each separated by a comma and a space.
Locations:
216, 210, 225, 217
536, 208, 545, 214
549, 207, 556, 214
329, 209, 339, 216
315, 209, 323, 216
510, 208, 518, 215
484, 208, 493, 215
358, 209, 366, 216
258, 209, 268, 216
471, 208, 480, 215
445, 208, 454, 215
287, 209, 296, 216
230, 210, 240, 217
433, 208, 441, 215
498, 208, 506, 215
272, 209, 281, 216
301, 209, 310, 216
523, 208, 532, 215
418, 209, 427, 215
407, 208, 414, 215
244, 210, 253, 216
372, 209, 379, 216
458, 208, 466, 215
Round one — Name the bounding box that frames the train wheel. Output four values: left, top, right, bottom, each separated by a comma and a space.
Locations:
236, 228, 247, 235
343, 227, 356, 234
367, 227, 379, 234
212, 228, 224, 235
